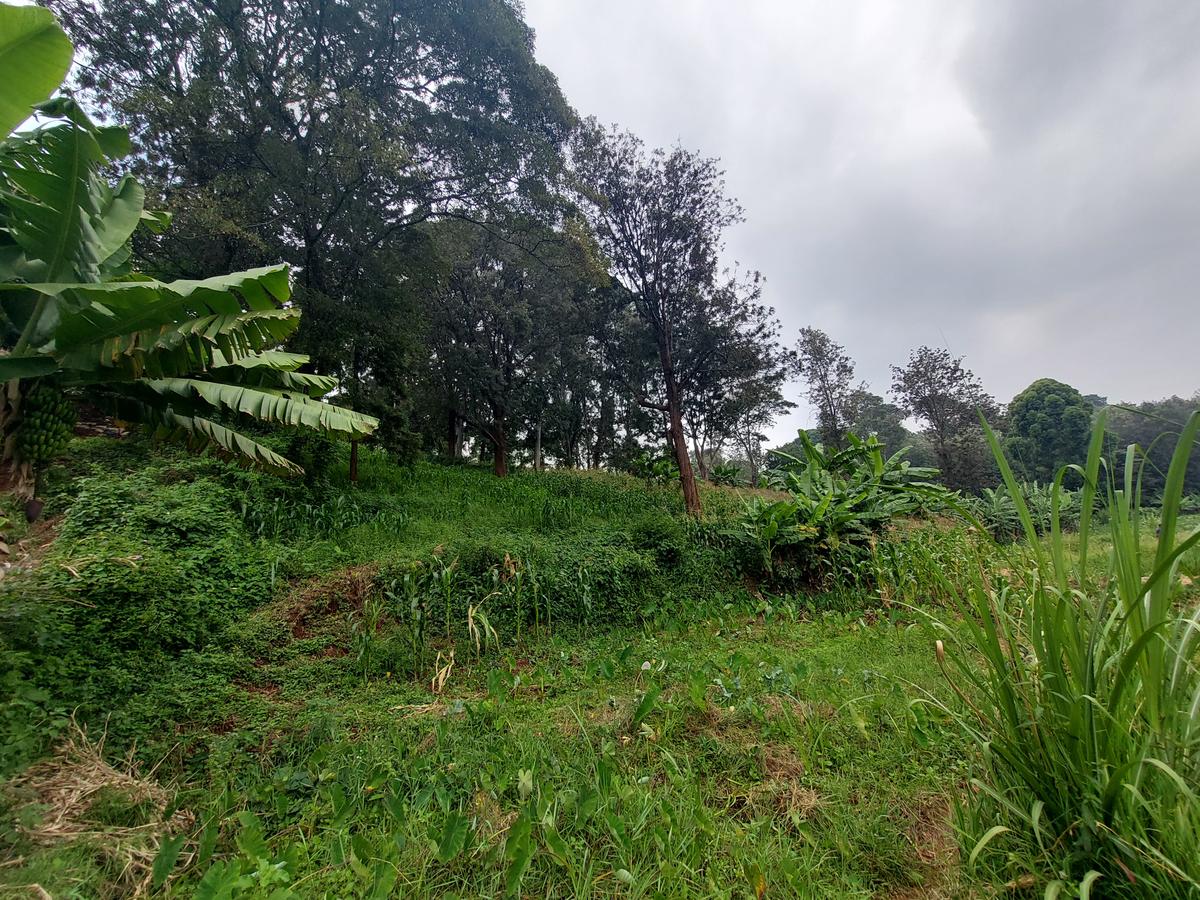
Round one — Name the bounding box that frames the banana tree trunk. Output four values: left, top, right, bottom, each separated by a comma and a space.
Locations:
1, 380, 33, 502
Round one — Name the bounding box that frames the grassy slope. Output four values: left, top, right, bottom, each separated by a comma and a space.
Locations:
168, 608, 967, 898
5, 439, 968, 898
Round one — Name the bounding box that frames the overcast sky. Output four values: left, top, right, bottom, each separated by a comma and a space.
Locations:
523, 0, 1200, 445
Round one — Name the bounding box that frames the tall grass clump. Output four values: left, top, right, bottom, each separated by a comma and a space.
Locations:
929, 410, 1200, 897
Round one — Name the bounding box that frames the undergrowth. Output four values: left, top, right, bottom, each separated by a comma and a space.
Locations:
0, 437, 976, 897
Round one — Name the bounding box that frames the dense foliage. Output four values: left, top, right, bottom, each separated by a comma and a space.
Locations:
1003, 378, 1093, 484
891, 346, 1000, 493
48, 0, 574, 437
571, 123, 787, 514
740, 432, 949, 581
1107, 393, 1200, 500
0, 437, 739, 771
0, 4, 377, 496
793, 327, 860, 450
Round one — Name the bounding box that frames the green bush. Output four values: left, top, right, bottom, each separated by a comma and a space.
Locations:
966, 482, 1081, 542
377, 531, 664, 635
709, 462, 742, 486
626, 450, 681, 485
741, 432, 951, 583
0, 461, 273, 731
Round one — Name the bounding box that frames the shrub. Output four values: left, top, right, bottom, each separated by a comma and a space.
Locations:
709, 462, 742, 486
377, 530, 664, 635
965, 482, 1082, 542
627, 451, 680, 485
0, 464, 272, 724
740, 432, 951, 582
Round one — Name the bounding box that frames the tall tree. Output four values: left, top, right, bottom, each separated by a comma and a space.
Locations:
727, 377, 793, 485
423, 221, 598, 476
50, 0, 575, 427
1003, 378, 1094, 483
845, 390, 916, 456
794, 327, 862, 449
572, 123, 766, 514
683, 289, 791, 480
891, 346, 999, 492
1106, 393, 1200, 499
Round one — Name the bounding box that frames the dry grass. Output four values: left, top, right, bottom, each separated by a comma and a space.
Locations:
3, 723, 192, 897
391, 701, 448, 718
760, 742, 806, 780
285, 562, 380, 635
888, 794, 962, 900
470, 790, 518, 846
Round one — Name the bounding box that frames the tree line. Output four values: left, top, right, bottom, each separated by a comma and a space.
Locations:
783, 328, 1200, 500
48, 0, 1197, 510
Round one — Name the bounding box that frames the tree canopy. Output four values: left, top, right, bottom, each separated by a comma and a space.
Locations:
891, 346, 999, 493
794, 327, 860, 450
571, 123, 772, 513
1004, 378, 1093, 484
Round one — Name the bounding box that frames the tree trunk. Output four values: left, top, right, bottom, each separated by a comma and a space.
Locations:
691, 433, 709, 481
593, 394, 614, 469
491, 407, 508, 477
534, 421, 543, 472
350, 439, 359, 483
741, 435, 759, 486
668, 391, 701, 515
446, 407, 461, 459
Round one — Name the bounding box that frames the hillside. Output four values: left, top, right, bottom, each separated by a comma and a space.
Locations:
0, 438, 969, 898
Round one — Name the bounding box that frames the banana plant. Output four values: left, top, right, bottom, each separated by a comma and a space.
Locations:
743, 431, 953, 577
0, 3, 376, 500
737, 496, 817, 574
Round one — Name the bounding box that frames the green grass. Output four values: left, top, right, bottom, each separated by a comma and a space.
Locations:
33, 611, 966, 898
0, 437, 978, 897
5, 427, 1197, 897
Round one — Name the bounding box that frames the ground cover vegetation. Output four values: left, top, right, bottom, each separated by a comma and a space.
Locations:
1, 1, 1199, 897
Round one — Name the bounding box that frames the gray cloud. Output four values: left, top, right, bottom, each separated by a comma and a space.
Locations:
523, 0, 1200, 443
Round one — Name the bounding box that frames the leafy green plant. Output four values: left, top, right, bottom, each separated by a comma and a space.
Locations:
744, 432, 950, 580
710, 462, 742, 486
386, 570, 429, 674
967, 482, 1080, 542
628, 451, 680, 485
927, 410, 1200, 895
504, 555, 528, 641
433, 558, 459, 643
349, 594, 387, 685
972, 486, 1020, 541
736, 497, 816, 575
0, 2, 376, 501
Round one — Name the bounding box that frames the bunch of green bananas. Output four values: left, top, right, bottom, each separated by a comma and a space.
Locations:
16, 382, 76, 465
